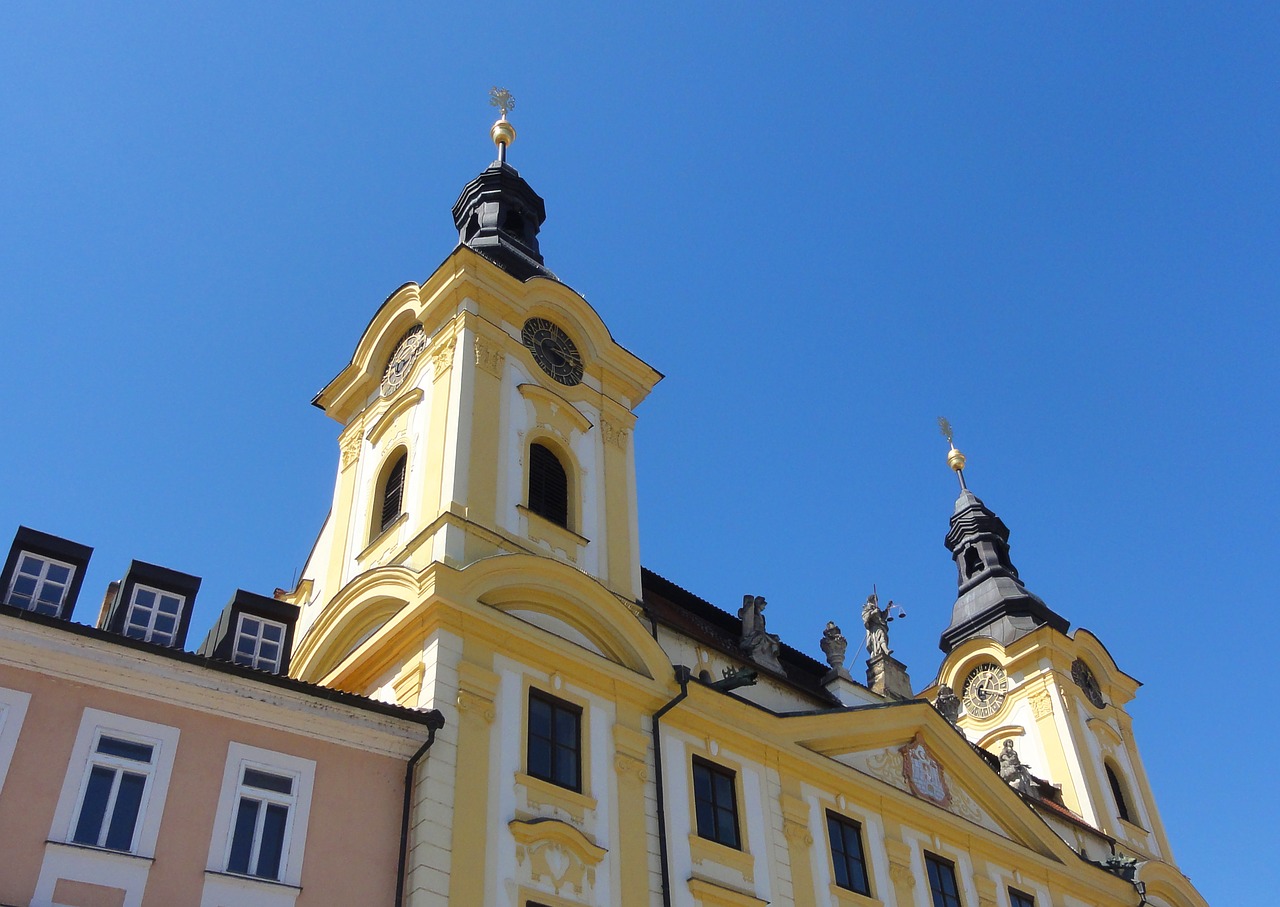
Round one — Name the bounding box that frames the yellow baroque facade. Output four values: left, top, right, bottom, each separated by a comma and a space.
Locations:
281, 119, 1209, 907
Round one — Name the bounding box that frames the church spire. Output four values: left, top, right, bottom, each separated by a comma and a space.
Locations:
451, 88, 553, 282
935, 425, 1068, 653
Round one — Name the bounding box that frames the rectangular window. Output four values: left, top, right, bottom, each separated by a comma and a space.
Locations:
692, 757, 740, 849
123, 583, 185, 645
925, 853, 963, 907
527, 690, 581, 791
226, 765, 298, 880
1009, 889, 1036, 907
5, 551, 74, 616
233, 613, 287, 672
826, 811, 870, 895
70, 732, 157, 852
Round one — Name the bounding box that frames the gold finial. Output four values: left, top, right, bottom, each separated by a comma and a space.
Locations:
938, 416, 968, 490
489, 87, 516, 163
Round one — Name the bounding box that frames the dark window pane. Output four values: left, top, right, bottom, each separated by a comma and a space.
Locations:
47, 563, 72, 584
243, 768, 293, 795
262, 622, 284, 642
134, 588, 155, 608
155, 613, 176, 634
228, 798, 259, 874
528, 444, 569, 526
104, 771, 146, 850
72, 765, 114, 845
380, 455, 406, 531
97, 736, 154, 762
926, 854, 961, 907
1106, 764, 1132, 822
256, 803, 289, 879
693, 763, 712, 801
527, 692, 580, 791
1010, 889, 1036, 907
695, 795, 716, 839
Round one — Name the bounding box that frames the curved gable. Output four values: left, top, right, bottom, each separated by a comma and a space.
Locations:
455, 554, 670, 680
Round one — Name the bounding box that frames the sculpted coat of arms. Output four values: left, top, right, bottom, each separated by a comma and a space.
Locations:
900, 734, 951, 808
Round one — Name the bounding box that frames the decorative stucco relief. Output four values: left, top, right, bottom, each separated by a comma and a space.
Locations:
510, 817, 607, 899
474, 336, 505, 377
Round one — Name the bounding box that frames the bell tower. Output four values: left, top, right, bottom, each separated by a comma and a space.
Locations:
928, 427, 1178, 865
287, 93, 662, 654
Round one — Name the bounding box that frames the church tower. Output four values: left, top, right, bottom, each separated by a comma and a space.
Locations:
284, 96, 661, 688
927, 431, 1177, 865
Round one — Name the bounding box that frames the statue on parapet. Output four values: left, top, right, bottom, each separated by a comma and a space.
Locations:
935, 684, 961, 725
999, 740, 1036, 794
739, 595, 783, 673
862, 592, 893, 659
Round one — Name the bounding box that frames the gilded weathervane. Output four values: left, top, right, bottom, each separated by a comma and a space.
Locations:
938, 416, 968, 490
489, 87, 517, 162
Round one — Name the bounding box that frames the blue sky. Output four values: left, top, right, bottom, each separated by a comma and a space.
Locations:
2, 4, 1276, 901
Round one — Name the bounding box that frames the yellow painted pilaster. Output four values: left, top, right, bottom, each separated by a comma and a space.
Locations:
463, 325, 505, 564
780, 790, 818, 907
419, 330, 458, 530
598, 399, 637, 598
884, 835, 917, 907
449, 657, 498, 907
613, 711, 652, 907
325, 421, 364, 603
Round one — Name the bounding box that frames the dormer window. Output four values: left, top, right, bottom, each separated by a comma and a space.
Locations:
1, 527, 93, 621
528, 443, 569, 528
101, 560, 201, 649
6, 551, 74, 616
122, 584, 185, 646
233, 614, 287, 673
198, 590, 299, 676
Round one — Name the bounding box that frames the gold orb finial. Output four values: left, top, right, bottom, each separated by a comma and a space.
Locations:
938, 416, 968, 490
489, 87, 516, 162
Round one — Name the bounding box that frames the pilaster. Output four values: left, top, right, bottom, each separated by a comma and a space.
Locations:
448, 656, 499, 907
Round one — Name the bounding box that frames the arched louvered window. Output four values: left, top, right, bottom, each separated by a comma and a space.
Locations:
528, 443, 569, 528
1105, 762, 1132, 823
378, 452, 407, 535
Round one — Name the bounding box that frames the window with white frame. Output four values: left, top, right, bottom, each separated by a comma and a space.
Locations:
227, 765, 298, 879
232, 613, 287, 672
123, 584, 185, 645
70, 730, 161, 852
4, 551, 74, 615
0, 687, 32, 796
210, 743, 315, 888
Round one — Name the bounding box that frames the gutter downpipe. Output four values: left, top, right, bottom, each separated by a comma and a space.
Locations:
652, 664, 692, 907
396, 709, 447, 907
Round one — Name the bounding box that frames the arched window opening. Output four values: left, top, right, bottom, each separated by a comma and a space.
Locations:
378, 452, 407, 535
528, 443, 569, 528
1106, 762, 1132, 823
963, 547, 984, 578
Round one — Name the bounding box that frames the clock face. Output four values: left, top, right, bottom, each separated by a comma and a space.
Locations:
1072, 658, 1105, 709
522, 318, 583, 386
962, 662, 1008, 720
381, 325, 427, 396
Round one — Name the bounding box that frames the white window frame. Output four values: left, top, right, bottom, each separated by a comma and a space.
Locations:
233, 613, 288, 672
123, 583, 186, 645
69, 730, 161, 851
208, 742, 315, 888
48, 709, 180, 859
5, 549, 75, 615
0, 686, 32, 796
225, 764, 299, 879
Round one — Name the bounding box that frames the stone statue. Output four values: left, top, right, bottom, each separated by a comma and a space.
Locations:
861, 593, 892, 659
739, 595, 783, 672
935, 684, 961, 724
999, 740, 1035, 793
820, 621, 847, 670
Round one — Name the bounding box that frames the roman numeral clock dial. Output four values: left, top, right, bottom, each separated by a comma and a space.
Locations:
522, 318, 583, 386
962, 662, 1008, 720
